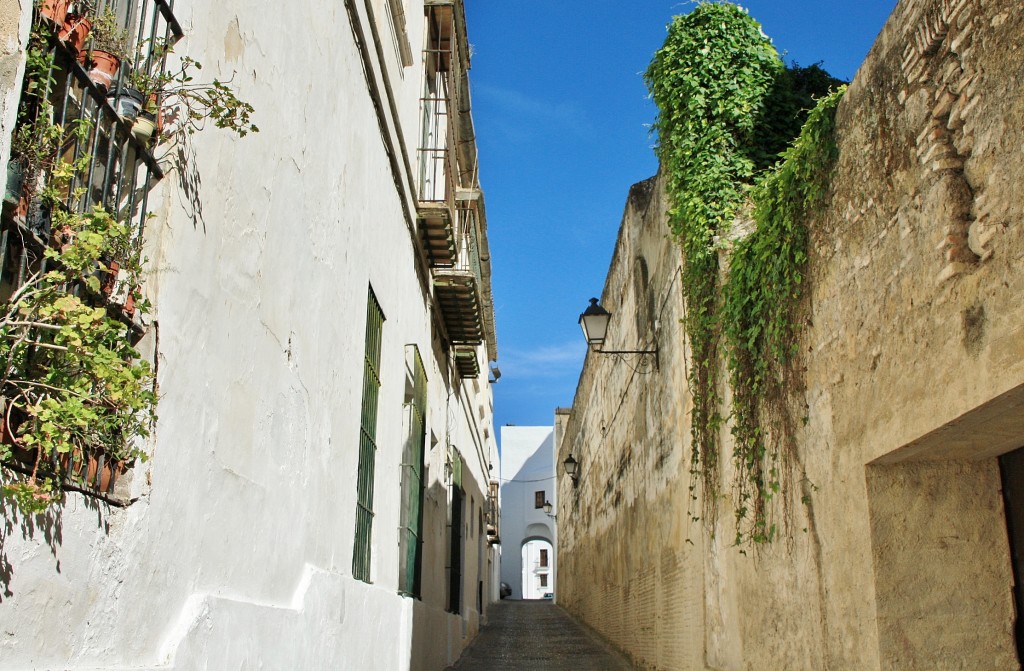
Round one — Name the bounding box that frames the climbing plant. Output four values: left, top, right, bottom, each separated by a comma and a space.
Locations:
646, 1, 781, 538
722, 88, 844, 544
646, 1, 844, 544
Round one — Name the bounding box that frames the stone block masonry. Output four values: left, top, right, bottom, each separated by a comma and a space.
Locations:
557, 0, 1024, 669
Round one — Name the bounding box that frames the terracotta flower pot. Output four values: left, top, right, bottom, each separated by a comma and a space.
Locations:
58, 448, 85, 479
1, 406, 34, 466
84, 454, 99, 487
101, 259, 120, 296
58, 14, 92, 57
99, 461, 120, 493
87, 49, 120, 91
15, 195, 30, 222
53, 223, 76, 253
146, 93, 165, 135
39, 0, 71, 24
90, 455, 123, 494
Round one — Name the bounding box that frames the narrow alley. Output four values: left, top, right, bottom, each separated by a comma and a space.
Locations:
447, 601, 635, 670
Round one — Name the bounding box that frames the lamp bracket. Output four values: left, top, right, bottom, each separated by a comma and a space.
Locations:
592, 346, 659, 370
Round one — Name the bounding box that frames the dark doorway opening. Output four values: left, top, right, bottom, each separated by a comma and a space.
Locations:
999, 447, 1024, 665
448, 486, 463, 614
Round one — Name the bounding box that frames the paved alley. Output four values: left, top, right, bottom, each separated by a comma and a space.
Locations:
448, 600, 635, 670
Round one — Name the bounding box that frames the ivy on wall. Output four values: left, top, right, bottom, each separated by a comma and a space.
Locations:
723, 89, 843, 544
646, 1, 844, 544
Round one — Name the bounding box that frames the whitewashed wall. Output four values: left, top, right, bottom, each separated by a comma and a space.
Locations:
0, 0, 497, 669
0, 0, 30, 170
498, 426, 555, 600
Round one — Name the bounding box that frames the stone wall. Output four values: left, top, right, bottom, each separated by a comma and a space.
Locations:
557, 0, 1024, 669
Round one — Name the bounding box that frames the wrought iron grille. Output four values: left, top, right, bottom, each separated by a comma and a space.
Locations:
0, 0, 181, 501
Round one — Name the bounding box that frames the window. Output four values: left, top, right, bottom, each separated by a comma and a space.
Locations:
535, 490, 545, 509
353, 287, 385, 582
539, 574, 548, 588
540, 549, 548, 568
398, 345, 427, 596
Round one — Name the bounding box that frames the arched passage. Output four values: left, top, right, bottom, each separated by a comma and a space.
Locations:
521, 536, 554, 600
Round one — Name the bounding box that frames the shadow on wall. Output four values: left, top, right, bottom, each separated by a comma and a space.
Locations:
408, 477, 450, 671
0, 487, 118, 601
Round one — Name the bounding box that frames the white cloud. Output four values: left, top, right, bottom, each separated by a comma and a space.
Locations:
498, 340, 586, 380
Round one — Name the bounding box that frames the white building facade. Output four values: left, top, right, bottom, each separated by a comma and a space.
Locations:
0, 0, 499, 669
498, 425, 557, 600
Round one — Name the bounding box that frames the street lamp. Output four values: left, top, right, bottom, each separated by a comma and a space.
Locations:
578, 298, 658, 368
542, 500, 555, 518
563, 454, 579, 484
579, 298, 611, 347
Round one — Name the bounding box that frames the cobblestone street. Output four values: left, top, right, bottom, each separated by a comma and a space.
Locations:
448, 600, 635, 670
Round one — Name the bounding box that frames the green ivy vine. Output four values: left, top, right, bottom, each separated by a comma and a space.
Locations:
646, 1, 844, 545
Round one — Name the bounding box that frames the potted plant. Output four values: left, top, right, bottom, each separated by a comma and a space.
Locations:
58, 12, 93, 57
38, 0, 71, 25
107, 84, 145, 121
130, 109, 157, 144
0, 200, 155, 512
130, 52, 258, 141
84, 8, 130, 90
8, 107, 62, 235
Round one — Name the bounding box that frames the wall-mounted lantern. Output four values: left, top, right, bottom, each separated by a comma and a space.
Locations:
578, 298, 658, 369
563, 454, 579, 485
542, 500, 556, 518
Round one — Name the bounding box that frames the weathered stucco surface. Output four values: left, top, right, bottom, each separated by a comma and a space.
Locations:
558, 0, 1024, 669
0, 0, 29, 169
0, 0, 498, 669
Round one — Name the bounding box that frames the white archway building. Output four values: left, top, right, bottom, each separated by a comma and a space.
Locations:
499, 426, 556, 600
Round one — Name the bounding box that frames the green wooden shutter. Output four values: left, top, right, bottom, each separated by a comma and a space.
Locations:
399, 346, 427, 596
353, 287, 385, 582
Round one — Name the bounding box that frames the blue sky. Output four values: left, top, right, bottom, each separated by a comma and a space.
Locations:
464, 1, 898, 434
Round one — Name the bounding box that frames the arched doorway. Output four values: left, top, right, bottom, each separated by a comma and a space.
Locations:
521, 538, 554, 600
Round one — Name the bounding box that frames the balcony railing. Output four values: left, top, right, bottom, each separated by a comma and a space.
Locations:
416, 2, 458, 267
433, 202, 483, 348
4, 0, 181, 288
486, 480, 500, 544
417, 1, 493, 376
0, 0, 181, 504
453, 345, 479, 378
